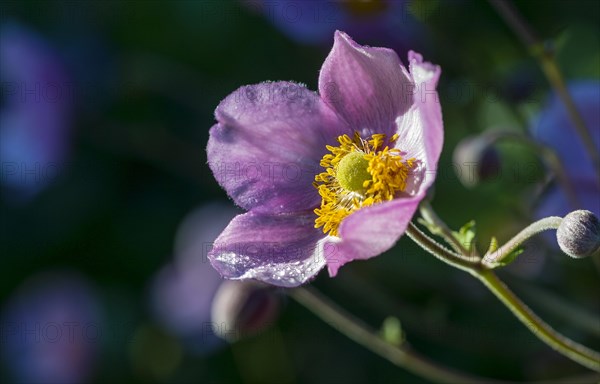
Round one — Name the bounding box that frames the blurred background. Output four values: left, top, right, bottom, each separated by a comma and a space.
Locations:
1, 1, 599, 383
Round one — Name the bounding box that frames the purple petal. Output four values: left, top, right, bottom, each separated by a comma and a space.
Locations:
531, 81, 600, 181
173, 202, 241, 264
536, 176, 600, 219
207, 81, 347, 214
394, 51, 443, 192
318, 30, 413, 137
325, 195, 422, 276
208, 212, 329, 287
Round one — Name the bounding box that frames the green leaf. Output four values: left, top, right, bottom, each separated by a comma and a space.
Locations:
452, 220, 477, 251
486, 236, 499, 254
493, 248, 524, 268
380, 317, 404, 347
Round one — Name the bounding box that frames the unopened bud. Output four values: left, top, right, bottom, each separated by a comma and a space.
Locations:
557, 210, 600, 258
210, 281, 280, 342
453, 136, 501, 188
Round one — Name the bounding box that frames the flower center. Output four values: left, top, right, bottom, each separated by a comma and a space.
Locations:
313, 132, 415, 237
336, 151, 371, 192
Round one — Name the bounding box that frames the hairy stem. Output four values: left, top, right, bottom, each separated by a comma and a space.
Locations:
482, 216, 562, 267
290, 286, 509, 384
405, 222, 479, 272
476, 270, 600, 371
419, 201, 476, 256
409, 215, 600, 372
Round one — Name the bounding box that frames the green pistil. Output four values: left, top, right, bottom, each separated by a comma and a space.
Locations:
336, 152, 371, 193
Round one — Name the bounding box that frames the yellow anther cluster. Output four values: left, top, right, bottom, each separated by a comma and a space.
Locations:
313, 132, 415, 236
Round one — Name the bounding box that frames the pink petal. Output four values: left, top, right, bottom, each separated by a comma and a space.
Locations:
325, 195, 422, 276
318, 31, 413, 137
402, 50, 443, 190
208, 211, 330, 287
207, 81, 347, 214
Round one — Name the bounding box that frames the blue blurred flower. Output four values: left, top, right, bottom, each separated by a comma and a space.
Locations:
1, 271, 103, 384
247, 0, 427, 51
532, 81, 600, 219
0, 23, 71, 201
150, 202, 280, 354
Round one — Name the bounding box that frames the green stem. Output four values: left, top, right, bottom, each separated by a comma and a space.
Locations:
476, 270, 600, 371
405, 222, 479, 273
290, 286, 508, 384
419, 201, 476, 256
481, 216, 562, 267
408, 218, 600, 372
512, 280, 600, 338
488, 0, 600, 175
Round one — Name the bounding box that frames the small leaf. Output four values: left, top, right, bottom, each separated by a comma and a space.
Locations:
380, 317, 404, 347
452, 220, 477, 251
494, 248, 524, 267
486, 236, 499, 254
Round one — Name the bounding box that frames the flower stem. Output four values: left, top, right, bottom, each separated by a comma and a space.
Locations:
476, 270, 600, 371
419, 201, 475, 256
481, 216, 563, 267
405, 222, 479, 273
289, 286, 508, 384
512, 280, 600, 338
408, 217, 600, 372
488, 0, 600, 175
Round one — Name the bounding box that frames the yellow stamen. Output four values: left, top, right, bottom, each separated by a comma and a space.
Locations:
314, 132, 415, 237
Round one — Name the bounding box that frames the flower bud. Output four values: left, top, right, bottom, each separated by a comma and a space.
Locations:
556, 210, 600, 258
210, 281, 281, 342
453, 135, 501, 188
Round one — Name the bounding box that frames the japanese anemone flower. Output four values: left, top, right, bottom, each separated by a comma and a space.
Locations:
207, 31, 443, 287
